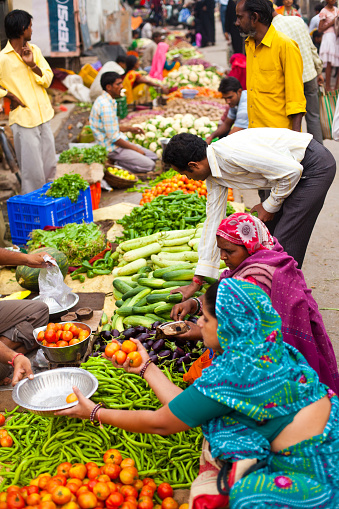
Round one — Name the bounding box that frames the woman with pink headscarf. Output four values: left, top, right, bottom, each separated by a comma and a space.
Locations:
172, 212, 339, 393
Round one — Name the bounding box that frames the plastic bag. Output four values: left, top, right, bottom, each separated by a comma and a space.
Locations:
32, 349, 49, 368
38, 255, 72, 308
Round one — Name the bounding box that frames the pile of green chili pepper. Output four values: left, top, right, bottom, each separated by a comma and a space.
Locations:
116, 191, 207, 242
71, 250, 119, 282
0, 359, 202, 489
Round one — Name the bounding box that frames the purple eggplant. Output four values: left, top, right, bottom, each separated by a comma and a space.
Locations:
100, 330, 113, 341
172, 350, 181, 360
177, 355, 191, 365
142, 342, 151, 352
147, 339, 154, 347
150, 329, 157, 335
149, 354, 159, 365
175, 347, 185, 357
112, 329, 120, 337
152, 321, 163, 328
134, 326, 147, 334
175, 336, 188, 347
135, 332, 150, 342
158, 349, 171, 359
121, 328, 136, 340
152, 339, 166, 353
91, 352, 100, 357
178, 366, 186, 374
99, 345, 106, 352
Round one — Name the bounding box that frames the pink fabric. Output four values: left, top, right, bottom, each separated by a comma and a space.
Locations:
216, 213, 274, 255
220, 240, 339, 393
228, 53, 246, 90
149, 42, 169, 81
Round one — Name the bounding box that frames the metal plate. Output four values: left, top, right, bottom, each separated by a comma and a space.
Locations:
33, 293, 79, 315
12, 367, 98, 412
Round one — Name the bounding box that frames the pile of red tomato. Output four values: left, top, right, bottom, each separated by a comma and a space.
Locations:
0, 449, 184, 509
0, 414, 13, 448
139, 175, 207, 205
104, 341, 142, 368
36, 323, 90, 349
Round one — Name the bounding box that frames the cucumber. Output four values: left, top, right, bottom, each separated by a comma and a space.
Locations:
159, 229, 196, 241
131, 274, 142, 282
113, 276, 138, 286
145, 314, 166, 323
162, 270, 195, 281
101, 323, 112, 331
166, 293, 183, 303
122, 286, 149, 301
161, 245, 191, 253
150, 256, 193, 269
122, 316, 155, 328
161, 236, 193, 247
115, 299, 124, 308
151, 287, 180, 294
128, 288, 152, 308
117, 260, 128, 267
162, 280, 192, 288
111, 313, 119, 329
116, 258, 147, 276
159, 252, 199, 263
119, 233, 160, 252
154, 303, 173, 314
115, 316, 125, 332
132, 301, 167, 314
146, 293, 171, 304
133, 295, 149, 308
137, 278, 166, 289
116, 306, 135, 316
154, 265, 193, 278
204, 277, 218, 285
113, 288, 123, 300
138, 266, 152, 274
123, 242, 162, 263
113, 279, 133, 294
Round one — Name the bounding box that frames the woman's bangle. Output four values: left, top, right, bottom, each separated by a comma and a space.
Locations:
191, 297, 201, 314
193, 276, 205, 287
90, 402, 106, 426
8, 353, 24, 367
140, 359, 153, 379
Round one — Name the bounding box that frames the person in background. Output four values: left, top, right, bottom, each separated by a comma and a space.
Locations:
0, 10, 56, 195
275, 0, 301, 16
219, 0, 229, 34
206, 77, 248, 144
318, 0, 339, 92
236, 0, 306, 131
272, 8, 324, 143
141, 17, 156, 39
309, 3, 323, 33
195, 0, 215, 47
122, 55, 168, 105
89, 72, 158, 173
312, 29, 323, 52
0, 249, 50, 386
224, 0, 244, 53
142, 31, 163, 70
128, 30, 140, 54
162, 130, 335, 272
116, 55, 127, 71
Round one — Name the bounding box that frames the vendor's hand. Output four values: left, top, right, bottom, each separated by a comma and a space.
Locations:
205, 135, 214, 145
134, 146, 145, 155
24, 252, 55, 268
317, 74, 324, 86
6, 92, 25, 109
131, 126, 145, 134
104, 339, 150, 375
175, 321, 202, 341
12, 355, 34, 386
171, 298, 199, 321
251, 203, 275, 223
55, 386, 95, 419
22, 46, 35, 67
170, 281, 201, 302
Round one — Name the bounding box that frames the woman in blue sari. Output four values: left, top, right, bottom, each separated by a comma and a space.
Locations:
57, 279, 339, 508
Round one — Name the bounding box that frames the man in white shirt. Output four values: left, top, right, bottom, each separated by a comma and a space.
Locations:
163, 131, 335, 295
309, 3, 322, 33
272, 9, 324, 143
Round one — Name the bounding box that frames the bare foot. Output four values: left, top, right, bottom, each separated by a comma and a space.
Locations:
0, 377, 11, 386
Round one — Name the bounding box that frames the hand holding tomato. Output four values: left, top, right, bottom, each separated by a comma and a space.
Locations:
54, 386, 95, 420
103, 339, 149, 375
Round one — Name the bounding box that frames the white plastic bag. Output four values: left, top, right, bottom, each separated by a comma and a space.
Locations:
38, 255, 72, 308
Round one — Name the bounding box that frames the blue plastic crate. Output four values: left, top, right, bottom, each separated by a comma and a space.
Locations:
7, 183, 93, 245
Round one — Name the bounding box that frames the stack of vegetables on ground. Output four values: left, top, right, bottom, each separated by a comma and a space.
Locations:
164, 65, 220, 90
164, 98, 224, 121
125, 114, 218, 156
0, 445, 190, 508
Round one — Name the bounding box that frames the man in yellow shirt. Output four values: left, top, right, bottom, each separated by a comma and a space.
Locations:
235, 0, 306, 131
0, 10, 56, 194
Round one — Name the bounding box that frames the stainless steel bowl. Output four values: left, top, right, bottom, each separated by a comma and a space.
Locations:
33, 322, 92, 363
12, 368, 98, 416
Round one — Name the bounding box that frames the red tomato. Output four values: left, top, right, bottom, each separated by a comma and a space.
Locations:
26, 494, 40, 506
62, 331, 73, 342
0, 436, 13, 447
105, 343, 120, 358
69, 326, 79, 337
46, 323, 57, 330
69, 463, 87, 480
103, 449, 122, 465
37, 331, 45, 342
62, 323, 73, 332
133, 481, 143, 492
86, 463, 98, 470
115, 350, 127, 365
137, 496, 153, 509
27, 487, 39, 496
56, 341, 69, 347
120, 486, 137, 499
140, 487, 154, 499
105, 493, 124, 509
101, 464, 121, 480
87, 480, 98, 493
121, 341, 137, 354
161, 498, 178, 509
77, 492, 98, 509
119, 467, 138, 485
142, 480, 156, 492
87, 467, 100, 480
6, 492, 25, 509
51, 475, 67, 486
44, 330, 57, 343
57, 463, 72, 478
120, 503, 136, 509
157, 484, 173, 501
125, 497, 138, 509
92, 483, 110, 501
127, 352, 142, 367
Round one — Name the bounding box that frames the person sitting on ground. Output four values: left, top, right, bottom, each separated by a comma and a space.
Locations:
206, 77, 248, 145
312, 29, 323, 52
89, 72, 158, 174
56, 278, 339, 508
122, 55, 168, 105
171, 213, 339, 393
116, 55, 127, 71
128, 30, 140, 54
0, 248, 50, 386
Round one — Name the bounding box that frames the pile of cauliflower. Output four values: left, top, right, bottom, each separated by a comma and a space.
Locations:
125, 114, 218, 156
164, 65, 220, 90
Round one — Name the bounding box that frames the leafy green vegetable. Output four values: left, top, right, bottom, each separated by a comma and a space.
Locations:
58, 145, 107, 165
46, 174, 89, 203
28, 222, 106, 266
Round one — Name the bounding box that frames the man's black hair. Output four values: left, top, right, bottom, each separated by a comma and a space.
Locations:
162, 134, 207, 172
219, 77, 242, 94
5, 9, 32, 39
100, 72, 122, 91
116, 55, 127, 65
314, 2, 323, 12
132, 29, 139, 38
125, 55, 138, 74
241, 0, 273, 26
152, 31, 162, 41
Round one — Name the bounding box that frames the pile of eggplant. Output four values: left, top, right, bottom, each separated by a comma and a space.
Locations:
92, 318, 204, 373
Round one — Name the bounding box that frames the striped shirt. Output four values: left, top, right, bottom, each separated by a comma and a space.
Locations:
89, 91, 127, 152
195, 128, 313, 278
272, 14, 323, 83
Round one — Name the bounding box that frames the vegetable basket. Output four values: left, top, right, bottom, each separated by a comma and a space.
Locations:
104, 165, 136, 189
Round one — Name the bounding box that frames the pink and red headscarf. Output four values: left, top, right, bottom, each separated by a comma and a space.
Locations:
216, 213, 274, 255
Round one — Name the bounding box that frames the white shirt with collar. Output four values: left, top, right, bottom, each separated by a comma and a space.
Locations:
195, 128, 313, 278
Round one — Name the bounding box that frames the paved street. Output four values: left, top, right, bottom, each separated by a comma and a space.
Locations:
201, 16, 339, 360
